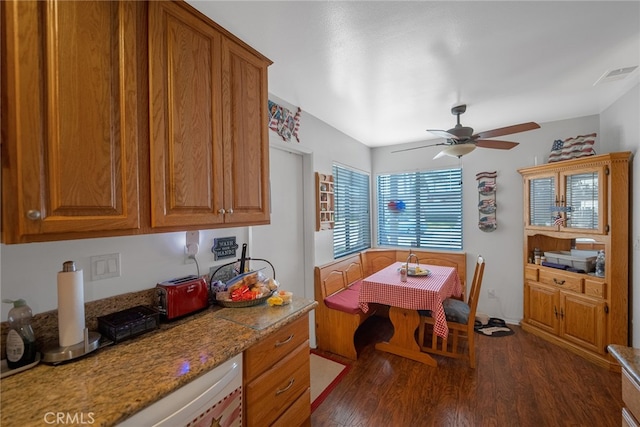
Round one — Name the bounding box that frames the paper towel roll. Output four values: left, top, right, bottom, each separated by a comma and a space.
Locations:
57, 267, 86, 347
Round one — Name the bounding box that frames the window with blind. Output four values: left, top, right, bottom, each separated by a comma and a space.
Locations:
565, 172, 598, 229
333, 164, 371, 258
529, 176, 556, 226
377, 168, 462, 250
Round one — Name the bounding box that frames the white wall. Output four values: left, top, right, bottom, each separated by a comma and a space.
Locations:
0, 228, 249, 318
1, 87, 635, 344
267, 95, 373, 267
600, 83, 639, 346
372, 115, 600, 323
0, 92, 369, 323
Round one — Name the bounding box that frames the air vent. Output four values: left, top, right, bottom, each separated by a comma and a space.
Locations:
593, 66, 639, 85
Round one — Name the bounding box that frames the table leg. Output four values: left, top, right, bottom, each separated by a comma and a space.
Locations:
375, 306, 437, 366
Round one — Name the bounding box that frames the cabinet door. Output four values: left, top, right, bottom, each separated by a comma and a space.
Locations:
221, 38, 270, 225
2, 0, 140, 242
560, 292, 606, 354
559, 166, 607, 234
148, 1, 225, 228
525, 282, 559, 334
523, 172, 557, 230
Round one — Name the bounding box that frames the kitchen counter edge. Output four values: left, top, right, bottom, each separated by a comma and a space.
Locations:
0, 297, 317, 427
608, 344, 640, 384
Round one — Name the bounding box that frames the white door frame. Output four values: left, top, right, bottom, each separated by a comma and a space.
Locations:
261, 136, 316, 345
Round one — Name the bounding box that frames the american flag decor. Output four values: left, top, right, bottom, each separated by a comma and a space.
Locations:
553, 214, 565, 226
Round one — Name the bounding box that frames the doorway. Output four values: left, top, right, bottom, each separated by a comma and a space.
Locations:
250, 142, 315, 346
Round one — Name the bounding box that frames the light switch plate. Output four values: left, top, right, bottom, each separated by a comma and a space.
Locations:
91, 253, 121, 281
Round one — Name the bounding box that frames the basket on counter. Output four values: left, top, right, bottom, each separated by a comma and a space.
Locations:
215, 291, 275, 308
211, 261, 277, 308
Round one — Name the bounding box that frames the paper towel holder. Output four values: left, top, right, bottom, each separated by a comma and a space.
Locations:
42, 328, 101, 364
42, 261, 102, 364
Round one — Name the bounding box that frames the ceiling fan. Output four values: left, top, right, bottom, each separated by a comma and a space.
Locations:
393, 104, 540, 159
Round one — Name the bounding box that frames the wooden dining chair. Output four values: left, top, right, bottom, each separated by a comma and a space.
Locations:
418, 255, 485, 368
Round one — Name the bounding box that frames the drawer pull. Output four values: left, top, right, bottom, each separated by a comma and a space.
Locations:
275, 334, 294, 347
276, 378, 294, 396
553, 278, 565, 285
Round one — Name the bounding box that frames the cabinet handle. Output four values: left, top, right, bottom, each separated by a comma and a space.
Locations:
275, 334, 294, 347
560, 308, 564, 319
227, 208, 233, 215
26, 210, 41, 220
218, 209, 226, 215
275, 378, 295, 396
554, 306, 558, 318
553, 278, 565, 285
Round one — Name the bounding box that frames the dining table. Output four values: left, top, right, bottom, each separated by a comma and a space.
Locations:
359, 261, 462, 366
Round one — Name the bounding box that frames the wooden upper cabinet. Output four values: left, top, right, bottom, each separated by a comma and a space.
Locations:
2, 0, 271, 243
221, 37, 271, 225
1, 0, 140, 243
148, 0, 224, 228
149, 1, 270, 228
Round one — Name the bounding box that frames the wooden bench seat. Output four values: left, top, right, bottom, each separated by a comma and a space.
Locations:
314, 249, 466, 360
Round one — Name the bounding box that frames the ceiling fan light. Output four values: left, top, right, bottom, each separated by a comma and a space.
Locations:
435, 143, 476, 159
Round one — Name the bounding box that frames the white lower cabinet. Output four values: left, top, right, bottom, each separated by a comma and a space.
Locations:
118, 353, 242, 427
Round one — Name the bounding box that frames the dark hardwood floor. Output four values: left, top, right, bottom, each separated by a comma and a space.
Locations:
310, 315, 623, 427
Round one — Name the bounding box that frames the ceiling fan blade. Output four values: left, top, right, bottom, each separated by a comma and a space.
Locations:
391, 142, 445, 154
427, 129, 459, 140
473, 122, 540, 139
475, 139, 520, 150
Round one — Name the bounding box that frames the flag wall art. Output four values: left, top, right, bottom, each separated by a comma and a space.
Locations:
268, 100, 301, 143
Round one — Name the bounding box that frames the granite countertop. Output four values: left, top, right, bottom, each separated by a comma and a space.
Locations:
1, 297, 317, 427
608, 344, 640, 384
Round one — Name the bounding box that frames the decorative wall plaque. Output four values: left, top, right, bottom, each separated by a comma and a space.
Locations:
212, 237, 239, 260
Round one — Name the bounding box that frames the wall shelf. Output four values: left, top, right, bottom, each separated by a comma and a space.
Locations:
315, 173, 334, 231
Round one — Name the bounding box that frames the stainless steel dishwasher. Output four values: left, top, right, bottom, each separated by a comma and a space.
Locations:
118, 353, 242, 427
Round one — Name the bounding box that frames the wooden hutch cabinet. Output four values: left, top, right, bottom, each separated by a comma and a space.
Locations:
518, 152, 631, 370
2, 0, 271, 243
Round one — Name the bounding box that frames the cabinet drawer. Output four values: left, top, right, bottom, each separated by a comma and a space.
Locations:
245, 316, 309, 381
623, 369, 640, 423
584, 278, 606, 299
525, 265, 538, 281
246, 342, 310, 426
539, 269, 582, 293
271, 387, 311, 427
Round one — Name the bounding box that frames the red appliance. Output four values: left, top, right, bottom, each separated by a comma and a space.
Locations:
156, 275, 209, 320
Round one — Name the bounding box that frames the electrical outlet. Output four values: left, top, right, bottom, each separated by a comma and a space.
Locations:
488, 289, 496, 298
634, 236, 640, 251
185, 231, 199, 264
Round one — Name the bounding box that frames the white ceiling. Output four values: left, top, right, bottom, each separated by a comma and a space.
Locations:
188, 1, 640, 147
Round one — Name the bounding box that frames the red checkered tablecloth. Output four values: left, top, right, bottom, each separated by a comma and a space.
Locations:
359, 262, 462, 338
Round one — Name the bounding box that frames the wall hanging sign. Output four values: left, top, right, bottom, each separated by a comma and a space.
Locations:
477, 171, 497, 232
548, 133, 596, 163
211, 236, 239, 260
268, 100, 301, 143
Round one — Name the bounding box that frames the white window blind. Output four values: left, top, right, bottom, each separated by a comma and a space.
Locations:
333, 164, 371, 258
565, 172, 598, 229
377, 168, 462, 250
529, 177, 555, 226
